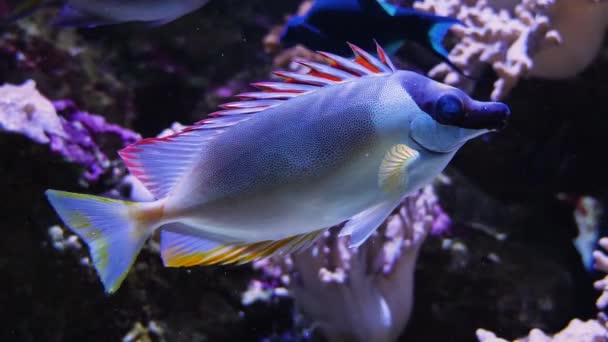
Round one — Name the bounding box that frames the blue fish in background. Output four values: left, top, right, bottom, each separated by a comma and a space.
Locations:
0, 0, 210, 27
280, 0, 462, 68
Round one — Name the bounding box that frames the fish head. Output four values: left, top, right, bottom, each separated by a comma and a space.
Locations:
397, 71, 510, 153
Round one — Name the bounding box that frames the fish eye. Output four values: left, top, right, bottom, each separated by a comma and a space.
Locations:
435, 94, 464, 125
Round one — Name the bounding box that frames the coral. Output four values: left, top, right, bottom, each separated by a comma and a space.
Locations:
270, 44, 328, 69
263, 0, 314, 54
413, 0, 608, 100
265, 0, 608, 99
529, 0, 608, 79
110, 122, 186, 203
262, 0, 329, 68
247, 185, 450, 342
593, 237, 608, 311
122, 321, 166, 342
556, 194, 603, 270
0, 80, 66, 144
48, 225, 82, 252
241, 279, 289, 306
0, 80, 140, 183
4, 1, 603, 340
52, 99, 141, 182
475, 233, 608, 341
0, 15, 136, 125
476, 319, 608, 342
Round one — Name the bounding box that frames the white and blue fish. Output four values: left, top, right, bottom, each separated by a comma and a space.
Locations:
46, 43, 510, 293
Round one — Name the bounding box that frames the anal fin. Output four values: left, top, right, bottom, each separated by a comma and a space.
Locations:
161, 225, 325, 267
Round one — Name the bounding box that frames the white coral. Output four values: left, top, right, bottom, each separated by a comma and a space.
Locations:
593, 237, 608, 310
413, 0, 608, 100
0, 80, 66, 143
252, 185, 444, 342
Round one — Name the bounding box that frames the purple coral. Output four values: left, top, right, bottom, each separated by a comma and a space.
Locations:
51, 99, 140, 182
593, 238, 608, 311
246, 185, 450, 342
0, 80, 140, 183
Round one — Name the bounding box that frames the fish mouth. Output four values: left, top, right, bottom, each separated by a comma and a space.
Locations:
462, 102, 511, 130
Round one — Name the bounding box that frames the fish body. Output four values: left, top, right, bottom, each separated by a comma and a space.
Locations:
55, 0, 210, 27
46, 43, 510, 293
166, 74, 442, 241
0, 0, 209, 27
280, 0, 461, 62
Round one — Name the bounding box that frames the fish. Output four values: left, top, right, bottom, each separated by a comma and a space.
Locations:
0, 0, 210, 27
280, 0, 463, 68
45, 42, 510, 293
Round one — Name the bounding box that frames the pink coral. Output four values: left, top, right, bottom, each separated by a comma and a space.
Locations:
593, 237, 608, 310
246, 185, 450, 342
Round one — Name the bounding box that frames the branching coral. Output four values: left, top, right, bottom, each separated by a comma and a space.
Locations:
245, 185, 450, 342
413, 0, 608, 100
0, 80, 66, 143
122, 321, 166, 342
0, 17, 136, 125
0, 80, 140, 183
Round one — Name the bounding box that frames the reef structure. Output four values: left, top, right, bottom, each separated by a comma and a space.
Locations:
476, 234, 608, 341
245, 185, 451, 342
0, 80, 139, 183
413, 0, 608, 100
265, 0, 608, 100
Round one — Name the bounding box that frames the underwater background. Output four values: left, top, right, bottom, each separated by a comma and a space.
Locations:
1, 0, 607, 341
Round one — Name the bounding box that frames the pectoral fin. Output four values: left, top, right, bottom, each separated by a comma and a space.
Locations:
378, 144, 419, 194
339, 200, 399, 248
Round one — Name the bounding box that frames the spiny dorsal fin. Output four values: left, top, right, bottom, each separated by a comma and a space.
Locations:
213, 41, 395, 116
375, 39, 397, 72
120, 42, 397, 199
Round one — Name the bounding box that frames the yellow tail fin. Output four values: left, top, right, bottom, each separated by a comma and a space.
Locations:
45, 190, 156, 293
